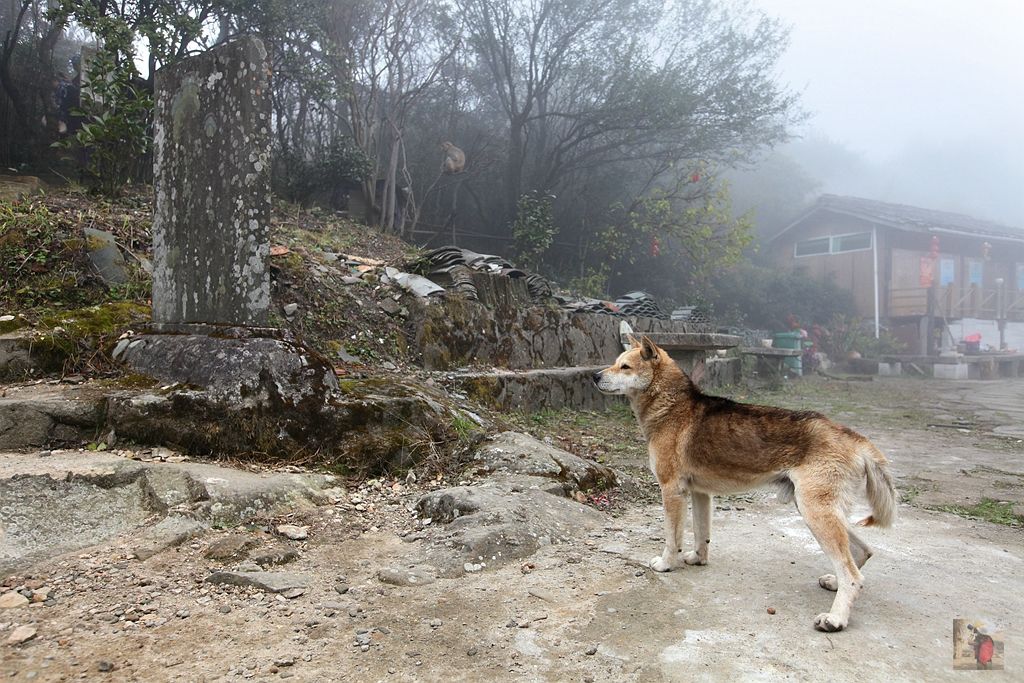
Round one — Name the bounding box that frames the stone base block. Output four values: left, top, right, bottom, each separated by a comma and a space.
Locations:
933, 363, 969, 380
114, 325, 338, 400
878, 362, 902, 377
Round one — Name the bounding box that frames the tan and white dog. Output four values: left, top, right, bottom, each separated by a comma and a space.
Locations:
593, 335, 897, 632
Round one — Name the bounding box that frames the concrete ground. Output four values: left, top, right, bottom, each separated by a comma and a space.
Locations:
1, 377, 1021, 681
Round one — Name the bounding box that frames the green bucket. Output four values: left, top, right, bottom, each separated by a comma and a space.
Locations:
773, 332, 803, 375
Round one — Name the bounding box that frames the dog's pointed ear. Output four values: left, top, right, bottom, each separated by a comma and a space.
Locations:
626, 334, 641, 349
639, 335, 659, 362
689, 360, 706, 387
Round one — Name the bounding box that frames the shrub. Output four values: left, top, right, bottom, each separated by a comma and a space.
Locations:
56, 49, 152, 195
275, 137, 372, 207
705, 262, 858, 330
511, 191, 558, 272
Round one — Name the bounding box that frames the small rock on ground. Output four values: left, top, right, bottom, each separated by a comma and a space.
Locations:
378, 566, 435, 587
6, 625, 37, 645
276, 524, 308, 541
0, 592, 29, 609
205, 571, 309, 594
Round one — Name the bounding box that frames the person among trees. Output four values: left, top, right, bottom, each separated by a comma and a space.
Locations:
47, 55, 82, 137
968, 624, 995, 670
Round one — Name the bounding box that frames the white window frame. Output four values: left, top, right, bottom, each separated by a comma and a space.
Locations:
830, 231, 873, 253
793, 236, 830, 257
794, 231, 873, 258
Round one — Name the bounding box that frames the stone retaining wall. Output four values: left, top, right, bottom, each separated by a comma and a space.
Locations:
408, 293, 705, 371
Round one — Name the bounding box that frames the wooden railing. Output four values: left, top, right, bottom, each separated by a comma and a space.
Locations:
889, 285, 1024, 321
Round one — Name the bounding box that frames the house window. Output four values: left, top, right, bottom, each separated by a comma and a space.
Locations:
831, 232, 872, 253
794, 232, 872, 257
794, 237, 830, 257
1017, 264, 1024, 290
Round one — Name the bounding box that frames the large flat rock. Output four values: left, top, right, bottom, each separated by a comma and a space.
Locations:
0, 384, 106, 448
472, 430, 618, 491
205, 571, 308, 593
416, 481, 604, 575
0, 450, 339, 576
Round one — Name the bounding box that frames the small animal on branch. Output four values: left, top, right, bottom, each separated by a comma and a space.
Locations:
440, 141, 465, 174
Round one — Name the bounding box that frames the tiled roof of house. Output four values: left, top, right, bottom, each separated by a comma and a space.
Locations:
773, 195, 1024, 243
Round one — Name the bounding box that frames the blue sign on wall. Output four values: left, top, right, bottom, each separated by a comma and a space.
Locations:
940, 258, 955, 286
968, 260, 983, 286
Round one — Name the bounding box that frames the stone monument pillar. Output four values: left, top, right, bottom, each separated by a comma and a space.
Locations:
118, 37, 337, 400
151, 36, 271, 326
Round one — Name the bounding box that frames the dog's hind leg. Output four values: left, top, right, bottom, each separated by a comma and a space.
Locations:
798, 497, 864, 632
684, 491, 711, 565
819, 527, 873, 591
651, 483, 686, 572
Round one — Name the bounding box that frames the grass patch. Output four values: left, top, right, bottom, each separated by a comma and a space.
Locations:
450, 414, 480, 442
900, 485, 921, 505
933, 498, 1024, 527
30, 301, 150, 375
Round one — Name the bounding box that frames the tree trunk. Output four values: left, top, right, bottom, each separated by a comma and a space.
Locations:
0, 1, 33, 137
505, 115, 526, 227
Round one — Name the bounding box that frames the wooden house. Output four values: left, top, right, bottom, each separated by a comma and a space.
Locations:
768, 195, 1024, 355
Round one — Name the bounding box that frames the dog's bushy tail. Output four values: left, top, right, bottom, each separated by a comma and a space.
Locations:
857, 443, 897, 527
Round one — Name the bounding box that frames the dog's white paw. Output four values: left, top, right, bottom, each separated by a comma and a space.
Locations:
649, 556, 675, 572
682, 551, 707, 566
818, 574, 838, 591
813, 612, 846, 632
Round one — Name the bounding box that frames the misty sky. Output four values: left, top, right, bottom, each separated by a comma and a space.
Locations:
755, 0, 1024, 226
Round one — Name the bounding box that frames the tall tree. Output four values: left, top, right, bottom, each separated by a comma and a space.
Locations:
330, 0, 457, 235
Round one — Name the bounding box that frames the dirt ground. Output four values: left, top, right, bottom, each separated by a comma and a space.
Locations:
2, 376, 1022, 681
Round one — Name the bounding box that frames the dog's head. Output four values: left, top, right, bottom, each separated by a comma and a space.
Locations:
593, 335, 665, 395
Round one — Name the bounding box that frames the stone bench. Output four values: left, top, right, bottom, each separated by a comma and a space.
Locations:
740, 346, 802, 380
620, 330, 741, 376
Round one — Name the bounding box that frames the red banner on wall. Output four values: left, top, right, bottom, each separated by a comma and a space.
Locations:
920, 257, 935, 287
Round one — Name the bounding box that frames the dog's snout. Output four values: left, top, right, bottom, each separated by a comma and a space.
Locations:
592, 371, 602, 384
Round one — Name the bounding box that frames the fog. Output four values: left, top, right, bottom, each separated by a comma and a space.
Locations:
748, 0, 1024, 229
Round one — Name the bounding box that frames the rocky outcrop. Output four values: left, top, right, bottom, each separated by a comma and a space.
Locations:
114, 325, 339, 402
406, 433, 622, 576
0, 384, 106, 448
471, 431, 618, 492
416, 482, 604, 576
0, 449, 341, 575
105, 379, 460, 473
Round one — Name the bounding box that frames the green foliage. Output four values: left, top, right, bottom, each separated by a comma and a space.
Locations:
55, 48, 152, 196
705, 262, 858, 330
449, 413, 480, 442
31, 301, 150, 374
276, 137, 373, 206
512, 191, 558, 272
567, 267, 612, 299
818, 314, 905, 360
0, 200, 80, 308
50, 1, 212, 65
592, 182, 753, 301
0, 197, 151, 311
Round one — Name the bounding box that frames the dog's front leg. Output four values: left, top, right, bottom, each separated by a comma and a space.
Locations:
651, 483, 686, 572
684, 491, 711, 565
